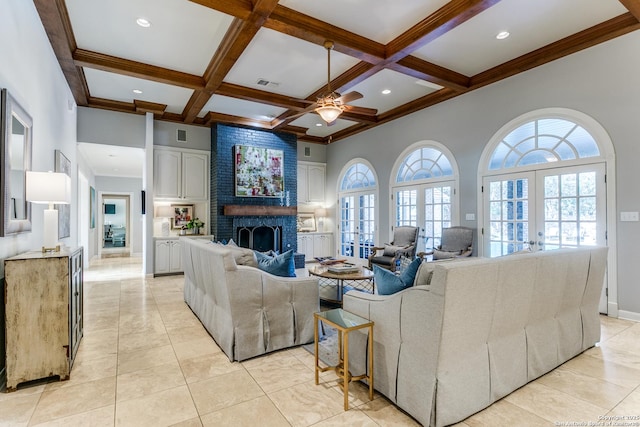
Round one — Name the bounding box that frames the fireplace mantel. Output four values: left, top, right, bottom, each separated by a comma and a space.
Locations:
223, 205, 298, 216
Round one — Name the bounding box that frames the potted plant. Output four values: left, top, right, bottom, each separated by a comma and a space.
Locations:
186, 218, 204, 235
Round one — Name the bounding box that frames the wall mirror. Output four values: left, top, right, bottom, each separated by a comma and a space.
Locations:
1, 88, 33, 236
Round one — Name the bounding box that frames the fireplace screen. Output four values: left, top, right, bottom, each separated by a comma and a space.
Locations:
237, 225, 282, 253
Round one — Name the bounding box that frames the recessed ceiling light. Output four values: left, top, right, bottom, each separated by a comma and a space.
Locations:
381, 89, 391, 95
315, 123, 323, 127
136, 18, 151, 28
133, 89, 143, 94
496, 31, 510, 40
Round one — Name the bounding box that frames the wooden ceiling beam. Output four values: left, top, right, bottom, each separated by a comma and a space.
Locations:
73, 49, 205, 90
183, 0, 281, 123
470, 13, 640, 89
386, 0, 501, 61
202, 111, 273, 129
33, 0, 88, 105
216, 82, 311, 111
618, 0, 640, 21
390, 56, 470, 91
265, 6, 386, 63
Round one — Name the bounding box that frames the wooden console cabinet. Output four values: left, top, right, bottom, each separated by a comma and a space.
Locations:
3, 247, 83, 391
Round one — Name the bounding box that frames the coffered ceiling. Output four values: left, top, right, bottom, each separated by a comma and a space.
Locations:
34, 0, 640, 144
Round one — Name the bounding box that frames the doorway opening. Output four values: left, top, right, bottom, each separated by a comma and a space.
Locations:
99, 193, 131, 258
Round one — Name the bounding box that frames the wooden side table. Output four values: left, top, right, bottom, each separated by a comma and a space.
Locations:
314, 308, 374, 410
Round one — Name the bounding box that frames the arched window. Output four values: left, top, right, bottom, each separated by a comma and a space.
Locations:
341, 162, 376, 190
391, 142, 459, 251
488, 117, 600, 170
338, 160, 378, 262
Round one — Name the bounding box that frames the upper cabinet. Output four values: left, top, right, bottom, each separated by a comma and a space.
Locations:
297, 161, 326, 204
154, 147, 209, 201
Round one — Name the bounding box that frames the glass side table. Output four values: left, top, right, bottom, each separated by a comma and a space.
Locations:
314, 308, 374, 410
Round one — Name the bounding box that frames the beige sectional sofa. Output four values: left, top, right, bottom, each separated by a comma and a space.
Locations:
343, 246, 608, 427
181, 238, 319, 361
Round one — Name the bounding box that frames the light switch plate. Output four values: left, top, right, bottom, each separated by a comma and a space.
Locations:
620, 211, 639, 222
465, 213, 475, 221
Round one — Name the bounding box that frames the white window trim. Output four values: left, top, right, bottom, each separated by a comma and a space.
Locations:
476, 107, 618, 317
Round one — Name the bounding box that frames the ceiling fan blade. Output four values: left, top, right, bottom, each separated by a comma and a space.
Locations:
335, 91, 363, 104
286, 103, 318, 121
344, 105, 378, 116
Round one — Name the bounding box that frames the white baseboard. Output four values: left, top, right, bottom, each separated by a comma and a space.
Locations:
617, 310, 640, 322
608, 301, 619, 318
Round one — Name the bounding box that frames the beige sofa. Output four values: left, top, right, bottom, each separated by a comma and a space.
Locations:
181, 238, 319, 361
343, 247, 608, 427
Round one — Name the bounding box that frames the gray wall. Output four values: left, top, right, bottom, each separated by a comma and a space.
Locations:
326, 31, 640, 317
0, 0, 79, 386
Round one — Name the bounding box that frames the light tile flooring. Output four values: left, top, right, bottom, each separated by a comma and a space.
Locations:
1, 256, 639, 426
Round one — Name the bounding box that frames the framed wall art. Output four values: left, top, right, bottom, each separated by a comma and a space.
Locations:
55, 149, 71, 238
171, 204, 193, 229
234, 145, 284, 197
297, 213, 316, 232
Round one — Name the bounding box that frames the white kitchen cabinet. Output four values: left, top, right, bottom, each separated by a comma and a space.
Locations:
154, 147, 209, 201
297, 162, 326, 204
155, 239, 183, 274
297, 232, 333, 261
313, 233, 333, 258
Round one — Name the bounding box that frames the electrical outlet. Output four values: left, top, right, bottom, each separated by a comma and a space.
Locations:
620, 211, 639, 222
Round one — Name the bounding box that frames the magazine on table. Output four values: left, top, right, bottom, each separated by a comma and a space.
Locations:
327, 263, 359, 273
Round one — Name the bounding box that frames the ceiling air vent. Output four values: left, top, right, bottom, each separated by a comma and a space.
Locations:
256, 78, 280, 88
177, 129, 187, 143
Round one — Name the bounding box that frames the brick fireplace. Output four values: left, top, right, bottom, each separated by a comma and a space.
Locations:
210, 124, 298, 253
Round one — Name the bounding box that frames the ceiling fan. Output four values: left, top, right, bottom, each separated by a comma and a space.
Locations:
292, 41, 377, 125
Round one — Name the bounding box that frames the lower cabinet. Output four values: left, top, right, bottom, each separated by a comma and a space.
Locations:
4, 247, 84, 392
155, 239, 182, 274
297, 232, 334, 261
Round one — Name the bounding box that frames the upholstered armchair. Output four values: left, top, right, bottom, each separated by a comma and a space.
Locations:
368, 226, 420, 272
420, 226, 473, 260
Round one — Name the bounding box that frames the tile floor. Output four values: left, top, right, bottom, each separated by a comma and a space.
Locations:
1, 256, 639, 426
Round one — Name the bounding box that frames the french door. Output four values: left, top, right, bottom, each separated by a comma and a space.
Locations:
394, 182, 454, 253
483, 164, 607, 310
339, 192, 375, 263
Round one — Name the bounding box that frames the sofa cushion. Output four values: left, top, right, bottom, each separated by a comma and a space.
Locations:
383, 244, 406, 257
375, 258, 422, 295
222, 240, 258, 267
255, 249, 296, 277
433, 249, 460, 260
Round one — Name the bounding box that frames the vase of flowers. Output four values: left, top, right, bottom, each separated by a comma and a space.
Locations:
186, 218, 204, 235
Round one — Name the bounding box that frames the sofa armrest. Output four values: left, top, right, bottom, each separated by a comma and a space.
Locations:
343, 286, 443, 426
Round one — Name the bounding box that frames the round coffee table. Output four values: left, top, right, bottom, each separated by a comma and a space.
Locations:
308, 265, 375, 305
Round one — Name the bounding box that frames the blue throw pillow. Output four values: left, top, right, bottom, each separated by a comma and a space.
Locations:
374, 257, 422, 295
254, 249, 296, 277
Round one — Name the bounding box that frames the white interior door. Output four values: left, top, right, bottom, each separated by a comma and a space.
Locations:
484, 163, 607, 311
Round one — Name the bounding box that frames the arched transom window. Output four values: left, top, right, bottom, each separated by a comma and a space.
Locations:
341, 162, 376, 191
396, 146, 453, 182
489, 118, 600, 170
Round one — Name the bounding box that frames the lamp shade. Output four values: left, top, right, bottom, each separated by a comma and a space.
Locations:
314, 207, 327, 218
315, 105, 342, 123
26, 171, 71, 204
155, 205, 174, 218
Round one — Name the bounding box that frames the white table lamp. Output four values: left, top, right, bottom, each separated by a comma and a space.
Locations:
26, 171, 71, 252
315, 207, 327, 232
155, 205, 174, 237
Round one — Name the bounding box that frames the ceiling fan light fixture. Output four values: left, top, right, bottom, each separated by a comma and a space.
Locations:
315, 104, 343, 123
